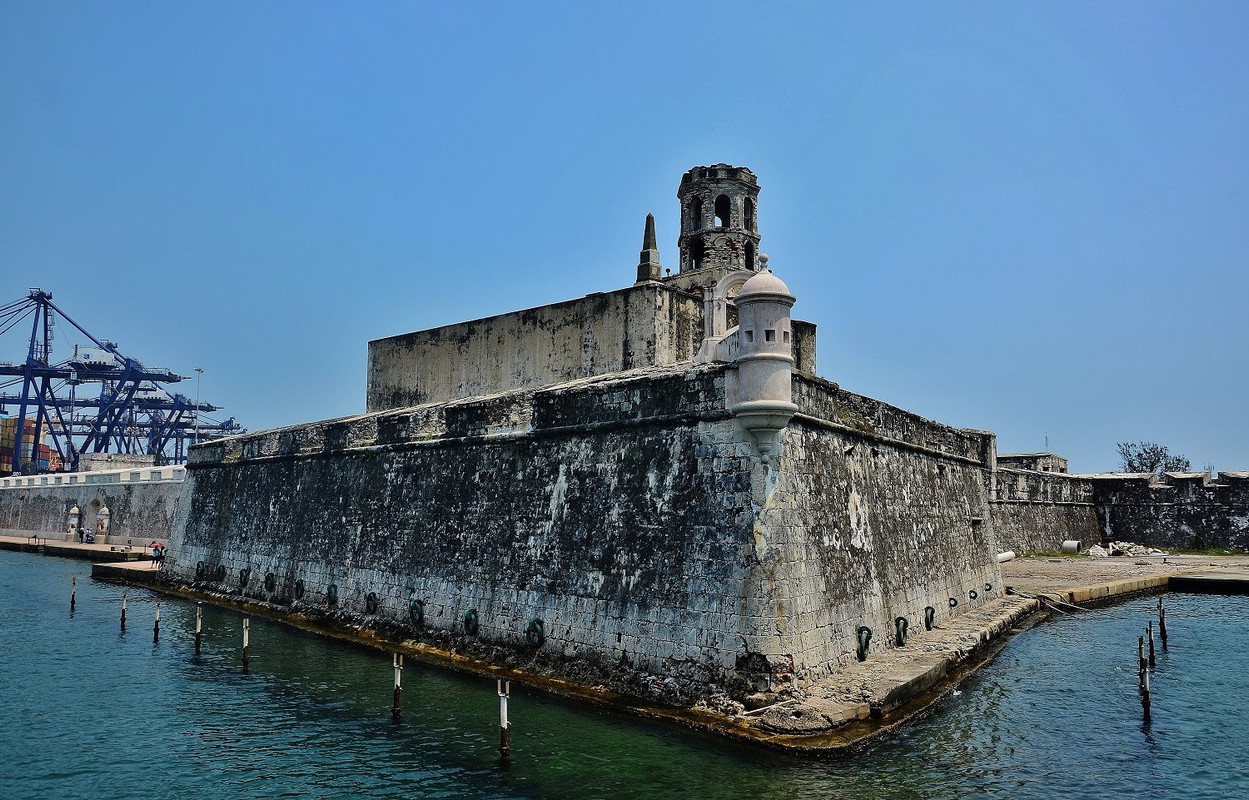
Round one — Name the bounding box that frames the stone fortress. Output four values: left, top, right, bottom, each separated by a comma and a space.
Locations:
3, 165, 1246, 728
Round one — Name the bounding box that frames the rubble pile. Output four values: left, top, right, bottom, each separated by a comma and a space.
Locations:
1086, 541, 1168, 558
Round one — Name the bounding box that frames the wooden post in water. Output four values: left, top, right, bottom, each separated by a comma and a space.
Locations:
70, 576, 76, 612
242, 617, 250, 674
1140, 661, 1151, 722
121, 589, 128, 630
497, 679, 511, 764
1148, 621, 1156, 667
1158, 597, 1168, 650
194, 604, 203, 655
1138, 636, 1147, 677
392, 654, 403, 721
153, 600, 161, 644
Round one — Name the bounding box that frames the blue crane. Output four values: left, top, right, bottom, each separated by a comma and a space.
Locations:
0, 289, 244, 474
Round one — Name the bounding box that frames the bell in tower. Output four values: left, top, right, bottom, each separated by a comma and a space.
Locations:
676, 164, 762, 278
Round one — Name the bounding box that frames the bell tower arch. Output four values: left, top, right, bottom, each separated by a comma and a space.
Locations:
676, 164, 762, 278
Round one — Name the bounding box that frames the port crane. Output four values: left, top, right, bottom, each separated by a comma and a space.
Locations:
0, 289, 244, 474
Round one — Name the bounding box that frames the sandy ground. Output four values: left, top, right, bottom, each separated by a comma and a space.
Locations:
1000, 552, 1249, 595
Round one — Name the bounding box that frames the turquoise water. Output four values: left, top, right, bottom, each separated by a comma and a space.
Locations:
2, 551, 1246, 800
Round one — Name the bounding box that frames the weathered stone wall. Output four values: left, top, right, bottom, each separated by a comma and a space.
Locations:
366, 283, 703, 411
791, 320, 817, 376
751, 378, 1003, 684
989, 501, 1101, 555
996, 453, 1069, 474
0, 469, 187, 543
792, 375, 988, 462
987, 467, 1101, 553
167, 365, 1005, 704
1093, 472, 1249, 551
174, 365, 760, 701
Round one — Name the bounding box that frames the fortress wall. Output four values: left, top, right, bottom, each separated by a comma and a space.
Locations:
0, 473, 186, 543
749, 404, 1002, 684
989, 502, 1101, 555
170, 364, 1011, 701
988, 468, 1101, 554
792, 375, 987, 462
718, 377, 1003, 687
366, 284, 703, 411
1093, 473, 1249, 551
170, 365, 766, 703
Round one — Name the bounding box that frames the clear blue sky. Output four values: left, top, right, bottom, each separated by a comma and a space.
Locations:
3, 2, 1246, 473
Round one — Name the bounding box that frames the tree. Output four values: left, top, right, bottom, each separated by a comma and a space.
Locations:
1116, 441, 1191, 475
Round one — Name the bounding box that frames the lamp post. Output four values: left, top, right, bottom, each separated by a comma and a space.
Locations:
193, 367, 204, 449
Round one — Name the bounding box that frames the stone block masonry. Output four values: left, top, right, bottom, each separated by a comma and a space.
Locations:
0, 466, 187, 544
366, 283, 704, 411
168, 364, 1004, 706
1093, 471, 1249, 551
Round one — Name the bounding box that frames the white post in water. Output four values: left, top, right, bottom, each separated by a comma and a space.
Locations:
242, 617, 251, 674
121, 589, 128, 630
153, 600, 161, 644
497, 679, 511, 763
195, 604, 203, 655
392, 654, 403, 721
70, 576, 76, 612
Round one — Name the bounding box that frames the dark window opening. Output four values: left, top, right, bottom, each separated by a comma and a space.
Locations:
783, 330, 790, 344
745, 197, 755, 231
690, 238, 705, 270
745, 330, 754, 342
714, 194, 731, 227
691, 198, 703, 230
765, 329, 775, 342
745, 242, 756, 271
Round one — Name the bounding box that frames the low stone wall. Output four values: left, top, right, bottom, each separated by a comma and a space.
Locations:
0, 468, 187, 544
988, 468, 1101, 554
1093, 472, 1249, 551
989, 501, 1101, 555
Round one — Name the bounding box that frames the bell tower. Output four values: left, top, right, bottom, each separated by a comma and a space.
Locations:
676, 164, 762, 278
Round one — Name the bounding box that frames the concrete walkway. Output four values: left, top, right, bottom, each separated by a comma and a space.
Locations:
0, 533, 157, 562
737, 553, 1249, 748
1001, 552, 1249, 598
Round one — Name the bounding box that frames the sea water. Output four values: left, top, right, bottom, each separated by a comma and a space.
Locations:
1, 551, 1245, 800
